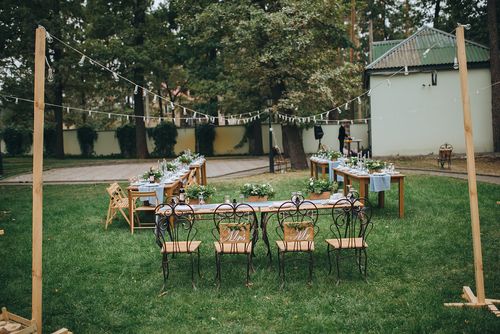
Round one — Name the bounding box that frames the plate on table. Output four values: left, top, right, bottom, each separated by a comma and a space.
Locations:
130, 182, 145, 186
270, 201, 294, 208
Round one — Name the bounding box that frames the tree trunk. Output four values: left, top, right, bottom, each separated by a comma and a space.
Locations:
488, 0, 500, 152
282, 124, 308, 170
133, 0, 149, 159
433, 0, 441, 28
248, 119, 263, 155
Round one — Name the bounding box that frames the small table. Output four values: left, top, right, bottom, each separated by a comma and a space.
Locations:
332, 168, 405, 218
309, 159, 330, 179
345, 139, 362, 154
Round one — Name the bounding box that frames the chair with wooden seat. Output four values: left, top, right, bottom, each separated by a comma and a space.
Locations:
129, 190, 160, 233
186, 168, 198, 187
275, 195, 319, 287
326, 197, 373, 283
212, 202, 258, 287
273, 146, 291, 173
105, 183, 131, 230
154, 202, 201, 291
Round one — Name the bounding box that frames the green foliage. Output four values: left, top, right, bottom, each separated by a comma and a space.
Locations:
116, 124, 136, 158
185, 184, 216, 200
2, 126, 32, 155
151, 121, 178, 158
76, 125, 98, 157
364, 159, 385, 171
196, 124, 216, 156
240, 183, 275, 198
305, 178, 338, 194
44, 124, 58, 157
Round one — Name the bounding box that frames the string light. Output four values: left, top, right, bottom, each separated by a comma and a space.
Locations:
453, 57, 459, 70
357, 96, 361, 105
386, 79, 391, 87
183, 107, 187, 115
142, 88, 147, 97
66, 107, 70, 113
113, 72, 119, 82
344, 102, 349, 110
45, 31, 53, 43
78, 55, 85, 67
152, 94, 157, 103
367, 89, 372, 96
134, 85, 139, 95
15, 98, 18, 104
404, 66, 409, 76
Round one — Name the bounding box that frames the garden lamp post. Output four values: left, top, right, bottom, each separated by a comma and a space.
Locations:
267, 99, 274, 173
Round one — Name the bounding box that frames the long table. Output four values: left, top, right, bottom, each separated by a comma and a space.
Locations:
156, 199, 355, 262
332, 167, 405, 218
309, 159, 330, 179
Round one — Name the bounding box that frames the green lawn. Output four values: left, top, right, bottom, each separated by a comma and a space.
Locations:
0, 172, 499, 333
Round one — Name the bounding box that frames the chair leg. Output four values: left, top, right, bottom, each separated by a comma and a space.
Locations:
197, 248, 202, 278
190, 252, 196, 290
246, 253, 251, 287
161, 253, 169, 292
327, 244, 332, 275
335, 250, 341, 284
363, 249, 368, 279
308, 251, 314, 286
280, 251, 286, 289
105, 204, 112, 230
215, 251, 221, 289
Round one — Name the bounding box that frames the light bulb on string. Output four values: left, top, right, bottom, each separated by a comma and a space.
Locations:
344, 102, 349, 110
108, 113, 111, 119
193, 112, 197, 118
453, 57, 459, 70
66, 107, 70, 113
404, 66, 409, 76
142, 88, 147, 97
113, 72, 119, 82
337, 107, 342, 114
386, 79, 391, 87
15, 98, 18, 104
88, 110, 92, 116
183, 107, 187, 116
364, 119, 367, 124
357, 96, 361, 105
47, 68, 55, 82
126, 115, 129, 121
367, 89, 372, 96
134, 85, 139, 95
350, 120, 354, 125
45, 31, 53, 43
153, 95, 157, 103
170, 101, 174, 109
78, 55, 85, 67
142, 116, 146, 121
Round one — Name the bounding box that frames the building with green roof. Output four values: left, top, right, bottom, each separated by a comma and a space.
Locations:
365, 26, 493, 156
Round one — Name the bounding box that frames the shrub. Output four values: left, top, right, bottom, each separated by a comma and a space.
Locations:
151, 121, 178, 158
196, 123, 216, 156
76, 124, 98, 157
116, 124, 136, 158
2, 126, 33, 155
43, 124, 57, 157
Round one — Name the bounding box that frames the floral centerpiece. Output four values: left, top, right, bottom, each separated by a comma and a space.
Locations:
177, 149, 201, 165
240, 183, 275, 202
185, 184, 216, 204
142, 168, 163, 182
305, 178, 338, 199
364, 159, 385, 173
312, 149, 342, 161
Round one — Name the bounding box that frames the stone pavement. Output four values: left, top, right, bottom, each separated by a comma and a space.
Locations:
0, 157, 269, 184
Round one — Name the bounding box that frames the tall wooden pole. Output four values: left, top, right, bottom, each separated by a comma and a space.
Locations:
456, 25, 485, 304
32, 26, 46, 332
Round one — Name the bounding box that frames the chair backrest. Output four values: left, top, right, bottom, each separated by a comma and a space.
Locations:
186, 168, 197, 187
129, 190, 158, 207
212, 203, 258, 251
154, 202, 197, 252
276, 196, 319, 251
330, 197, 373, 247
106, 183, 127, 206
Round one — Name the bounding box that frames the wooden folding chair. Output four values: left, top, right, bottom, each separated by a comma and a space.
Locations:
105, 183, 131, 230
129, 190, 159, 233
186, 168, 198, 187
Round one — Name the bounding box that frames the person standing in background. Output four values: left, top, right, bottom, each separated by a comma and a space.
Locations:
338, 123, 346, 154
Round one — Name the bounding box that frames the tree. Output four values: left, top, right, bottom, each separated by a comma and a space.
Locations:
488, 0, 500, 152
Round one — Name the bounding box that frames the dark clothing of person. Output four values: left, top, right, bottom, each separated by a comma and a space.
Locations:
338, 125, 346, 152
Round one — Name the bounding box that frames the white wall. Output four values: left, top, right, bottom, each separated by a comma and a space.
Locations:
302, 124, 368, 153
370, 69, 493, 156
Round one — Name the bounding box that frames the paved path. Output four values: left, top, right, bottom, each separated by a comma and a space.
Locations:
0, 157, 269, 184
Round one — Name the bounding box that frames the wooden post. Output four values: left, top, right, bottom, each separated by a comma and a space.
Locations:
32, 26, 46, 333
444, 25, 500, 316
456, 25, 485, 305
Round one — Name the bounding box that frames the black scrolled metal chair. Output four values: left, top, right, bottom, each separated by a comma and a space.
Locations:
212, 202, 258, 288
326, 197, 373, 283
275, 195, 319, 288
154, 202, 201, 292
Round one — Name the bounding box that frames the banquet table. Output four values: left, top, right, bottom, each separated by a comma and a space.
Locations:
332, 167, 405, 218
156, 198, 357, 262
345, 138, 362, 154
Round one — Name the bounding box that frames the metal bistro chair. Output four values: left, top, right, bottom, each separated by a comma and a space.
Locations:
326, 197, 373, 283
154, 202, 201, 292
276, 195, 319, 287
438, 143, 453, 169
212, 202, 258, 288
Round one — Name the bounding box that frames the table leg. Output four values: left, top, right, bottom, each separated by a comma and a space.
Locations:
359, 179, 366, 199
378, 191, 385, 208
399, 179, 405, 218
314, 162, 318, 179
342, 173, 348, 195
260, 212, 273, 263
310, 161, 314, 177
128, 189, 134, 234
333, 169, 338, 182
321, 165, 327, 179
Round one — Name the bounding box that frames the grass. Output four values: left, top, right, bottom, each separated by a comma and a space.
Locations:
0, 171, 499, 333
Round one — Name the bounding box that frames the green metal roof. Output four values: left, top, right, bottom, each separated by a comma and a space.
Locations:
372, 40, 402, 61
367, 26, 489, 70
